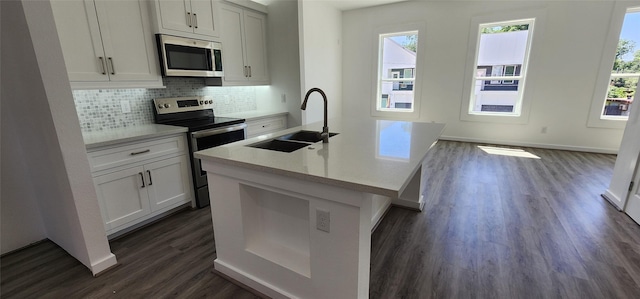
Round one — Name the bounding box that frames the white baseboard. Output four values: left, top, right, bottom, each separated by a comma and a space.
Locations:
439, 135, 618, 154
90, 253, 118, 276
391, 195, 424, 211
214, 259, 294, 299
602, 190, 624, 211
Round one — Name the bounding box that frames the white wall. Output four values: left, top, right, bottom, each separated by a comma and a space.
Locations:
260, 0, 303, 126
343, 0, 640, 153
0, 0, 116, 275
299, 0, 343, 125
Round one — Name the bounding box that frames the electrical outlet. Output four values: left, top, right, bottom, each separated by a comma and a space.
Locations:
316, 209, 330, 233
120, 100, 131, 113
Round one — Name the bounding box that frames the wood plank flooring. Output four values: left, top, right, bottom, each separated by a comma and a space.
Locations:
3, 141, 640, 298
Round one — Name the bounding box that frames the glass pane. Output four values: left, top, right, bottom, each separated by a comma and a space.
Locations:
602, 76, 638, 117
477, 23, 528, 77
471, 20, 531, 115
379, 32, 418, 111
471, 80, 522, 113
612, 11, 640, 74
380, 34, 417, 80
165, 44, 211, 71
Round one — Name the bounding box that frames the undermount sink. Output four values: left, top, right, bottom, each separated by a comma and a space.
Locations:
247, 130, 339, 152
248, 139, 310, 153
278, 130, 339, 143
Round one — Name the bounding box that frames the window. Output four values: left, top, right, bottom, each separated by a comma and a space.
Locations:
588, 5, 640, 129
376, 31, 419, 113
468, 19, 534, 116
601, 8, 640, 120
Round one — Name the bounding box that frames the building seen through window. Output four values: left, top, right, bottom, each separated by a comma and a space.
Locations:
469, 21, 533, 115
377, 32, 418, 111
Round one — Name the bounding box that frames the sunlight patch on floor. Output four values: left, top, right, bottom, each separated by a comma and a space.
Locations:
477, 145, 541, 159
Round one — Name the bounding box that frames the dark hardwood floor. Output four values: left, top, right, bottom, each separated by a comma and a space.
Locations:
3, 141, 640, 298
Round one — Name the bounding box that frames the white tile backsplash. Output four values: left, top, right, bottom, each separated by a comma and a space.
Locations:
73, 78, 258, 132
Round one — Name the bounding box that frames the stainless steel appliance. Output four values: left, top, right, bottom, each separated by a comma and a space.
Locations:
156, 34, 223, 78
153, 96, 245, 208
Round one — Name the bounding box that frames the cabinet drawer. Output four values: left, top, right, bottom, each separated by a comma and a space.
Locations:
247, 117, 287, 138
88, 135, 186, 172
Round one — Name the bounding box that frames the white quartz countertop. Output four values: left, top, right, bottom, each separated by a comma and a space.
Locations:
195, 118, 445, 198
83, 124, 187, 149
218, 110, 288, 121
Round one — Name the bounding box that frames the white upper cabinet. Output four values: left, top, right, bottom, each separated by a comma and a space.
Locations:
51, 0, 163, 89
219, 3, 269, 85
153, 0, 220, 39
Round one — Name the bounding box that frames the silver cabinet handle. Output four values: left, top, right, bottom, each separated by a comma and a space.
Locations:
139, 172, 145, 188
244, 66, 248, 77
249, 66, 252, 77
130, 149, 150, 156
98, 57, 107, 75
193, 13, 198, 28
146, 170, 153, 186
187, 12, 192, 27
108, 57, 115, 75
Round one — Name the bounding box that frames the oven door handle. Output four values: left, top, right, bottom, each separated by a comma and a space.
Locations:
190, 123, 247, 139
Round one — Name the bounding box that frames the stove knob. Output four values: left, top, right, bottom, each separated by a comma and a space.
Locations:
208, 100, 213, 104
164, 103, 170, 108
200, 100, 204, 105
157, 104, 163, 109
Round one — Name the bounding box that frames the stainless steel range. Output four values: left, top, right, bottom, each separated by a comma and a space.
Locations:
153, 96, 246, 208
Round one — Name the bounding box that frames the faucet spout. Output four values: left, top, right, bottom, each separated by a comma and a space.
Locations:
301, 88, 329, 143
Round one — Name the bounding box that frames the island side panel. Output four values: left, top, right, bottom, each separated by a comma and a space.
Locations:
203, 160, 373, 299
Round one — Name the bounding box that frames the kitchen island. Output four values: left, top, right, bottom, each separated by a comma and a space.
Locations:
194, 118, 445, 298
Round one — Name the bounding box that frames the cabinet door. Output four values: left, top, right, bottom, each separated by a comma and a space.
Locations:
190, 0, 219, 38
94, 166, 150, 230
94, 0, 160, 82
243, 11, 269, 83
157, 0, 192, 33
50, 0, 109, 82
145, 155, 192, 212
220, 4, 248, 83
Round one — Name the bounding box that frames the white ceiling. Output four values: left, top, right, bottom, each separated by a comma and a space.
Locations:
253, 0, 410, 11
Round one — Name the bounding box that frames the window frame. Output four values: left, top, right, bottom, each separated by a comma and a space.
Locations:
460, 9, 546, 124
587, 4, 640, 129
371, 22, 426, 119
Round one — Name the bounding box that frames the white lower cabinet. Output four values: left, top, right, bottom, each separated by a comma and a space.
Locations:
145, 156, 191, 211
89, 134, 192, 235
94, 166, 151, 230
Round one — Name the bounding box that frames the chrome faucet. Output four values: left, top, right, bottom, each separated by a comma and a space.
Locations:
301, 88, 329, 143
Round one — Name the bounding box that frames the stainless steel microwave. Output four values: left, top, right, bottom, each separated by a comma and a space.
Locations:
156, 34, 223, 78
